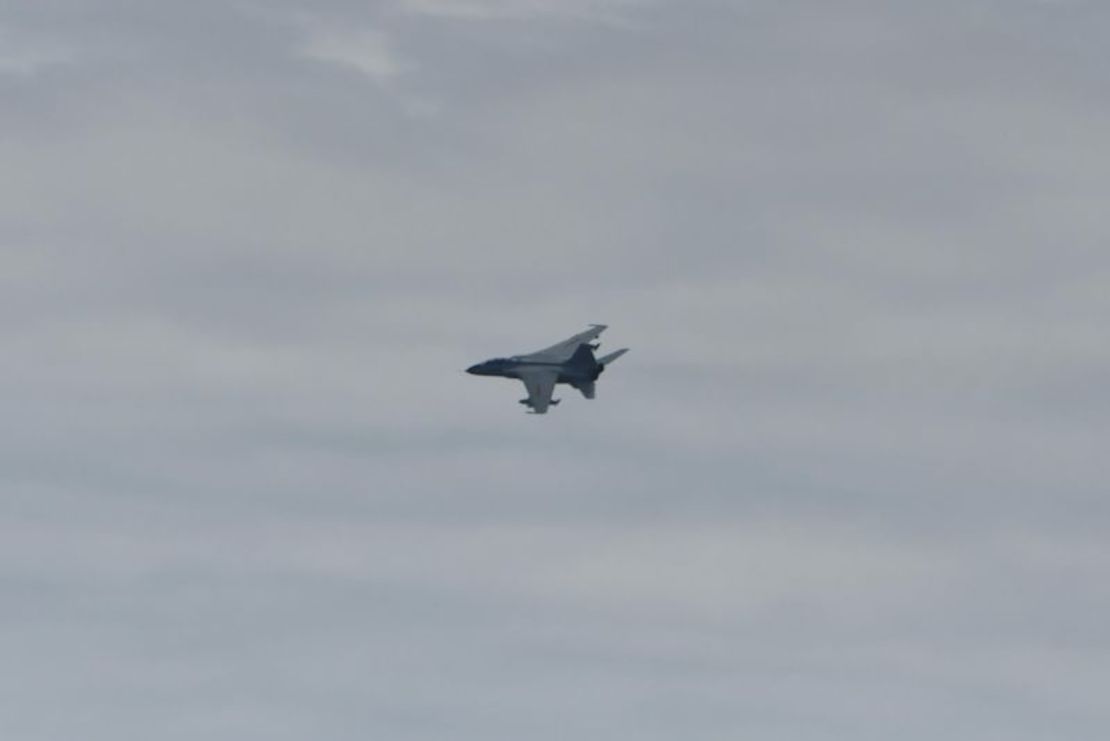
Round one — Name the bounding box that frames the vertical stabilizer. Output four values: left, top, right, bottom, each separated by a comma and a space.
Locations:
567, 343, 599, 370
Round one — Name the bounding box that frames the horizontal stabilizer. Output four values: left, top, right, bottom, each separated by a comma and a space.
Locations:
597, 348, 628, 367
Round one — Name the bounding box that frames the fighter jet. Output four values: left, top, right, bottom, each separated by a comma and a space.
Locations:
466, 324, 629, 414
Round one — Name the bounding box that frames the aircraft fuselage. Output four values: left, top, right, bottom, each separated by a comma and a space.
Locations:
465, 357, 602, 386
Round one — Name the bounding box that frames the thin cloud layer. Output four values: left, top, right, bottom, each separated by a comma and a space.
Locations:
298, 24, 404, 85
0, 27, 73, 75
2, 1, 1109, 740
400, 0, 647, 24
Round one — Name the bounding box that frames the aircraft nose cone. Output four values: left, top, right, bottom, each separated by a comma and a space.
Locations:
466, 364, 481, 375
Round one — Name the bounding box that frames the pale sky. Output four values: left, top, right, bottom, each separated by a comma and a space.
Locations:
2, 1, 1109, 739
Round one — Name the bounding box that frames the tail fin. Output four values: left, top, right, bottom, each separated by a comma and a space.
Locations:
597, 348, 628, 367
567, 343, 598, 369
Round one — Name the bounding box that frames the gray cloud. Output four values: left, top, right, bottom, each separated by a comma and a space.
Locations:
2, 1, 1109, 739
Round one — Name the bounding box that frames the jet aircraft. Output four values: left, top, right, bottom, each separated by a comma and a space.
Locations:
466, 324, 629, 414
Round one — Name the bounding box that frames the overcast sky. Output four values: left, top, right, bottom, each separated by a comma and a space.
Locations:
2, 1, 1109, 739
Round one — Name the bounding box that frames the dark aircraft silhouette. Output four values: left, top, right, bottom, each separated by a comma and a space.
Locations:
466, 325, 629, 414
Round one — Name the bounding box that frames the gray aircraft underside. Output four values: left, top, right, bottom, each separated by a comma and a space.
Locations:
466, 324, 629, 414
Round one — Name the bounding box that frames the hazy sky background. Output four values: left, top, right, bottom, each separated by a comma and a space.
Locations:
2, 1, 1109, 739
